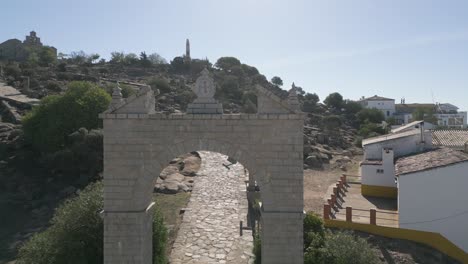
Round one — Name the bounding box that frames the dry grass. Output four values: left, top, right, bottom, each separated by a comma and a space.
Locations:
153, 192, 191, 257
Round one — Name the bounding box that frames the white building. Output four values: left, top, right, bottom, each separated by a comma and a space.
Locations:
359, 95, 396, 118
434, 112, 467, 128
360, 129, 432, 198
395, 102, 467, 128
391, 120, 434, 134
396, 148, 468, 252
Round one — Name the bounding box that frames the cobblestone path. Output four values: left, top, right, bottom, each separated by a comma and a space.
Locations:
169, 151, 254, 264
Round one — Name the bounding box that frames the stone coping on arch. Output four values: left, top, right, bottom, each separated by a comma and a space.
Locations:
99, 112, 306, 120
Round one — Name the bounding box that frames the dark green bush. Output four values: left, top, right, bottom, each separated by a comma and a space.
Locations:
42, 128, 103, 183
22, 81, 111, 152
17, 182, 104, 264
303, 212, 379, 264
321, 231, 379, 264
17, 182, 168, 264
304, 212, 325, 248
253, 233, 261, 264
148, 77, 171, 94
153, 206, 168, 264
4, 64, 21, 79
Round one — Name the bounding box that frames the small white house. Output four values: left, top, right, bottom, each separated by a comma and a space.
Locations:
359, 95, 396, 118
361, 128, 432, 198
396, 148, 468, 252
360, 149, 397, 198
362, 129, 432, 160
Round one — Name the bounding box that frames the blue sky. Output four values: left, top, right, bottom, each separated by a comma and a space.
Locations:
2, 0, 468, 111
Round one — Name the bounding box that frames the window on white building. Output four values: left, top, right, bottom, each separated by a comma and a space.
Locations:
377, 169, 384, 174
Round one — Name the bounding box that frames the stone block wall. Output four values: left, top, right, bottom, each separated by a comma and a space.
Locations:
101, 113, 304, 264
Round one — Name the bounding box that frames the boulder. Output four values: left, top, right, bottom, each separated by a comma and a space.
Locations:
162, 181, 179, 194
160, 165, 180, 179
305, 155, 323, 169
165, 172, 185, 182
181, 156, 201, 176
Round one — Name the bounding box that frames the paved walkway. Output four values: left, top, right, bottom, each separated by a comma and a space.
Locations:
330, 183, 399, 227
169, 151, 254, 264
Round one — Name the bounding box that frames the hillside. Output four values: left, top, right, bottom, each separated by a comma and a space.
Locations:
0, 52, 385, 262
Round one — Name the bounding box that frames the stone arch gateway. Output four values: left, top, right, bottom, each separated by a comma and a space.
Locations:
100, 71, 304, 264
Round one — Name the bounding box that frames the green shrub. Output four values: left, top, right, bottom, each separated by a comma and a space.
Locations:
17, 182, 168, 264
356, 108, 385, 124
304, 212, 325, 249
22, 81, 111, 152
322, 231, 380, 264
322, 115, 342, 131
42, 128, 103, 183
304, 230, 379, 264
17, 182, 104, 264
354, 136, 363, 148
153, 207, 168, 264
253, 233, 261, 264
4, 64, 21, 79
148, 77, 171, 94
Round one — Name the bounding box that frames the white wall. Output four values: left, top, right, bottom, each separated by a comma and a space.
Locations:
435, 112, 467, 128
365, 100, 396, 118
364, 131, 432, 160
398, 162, 468, 252
361, 149, 396, 187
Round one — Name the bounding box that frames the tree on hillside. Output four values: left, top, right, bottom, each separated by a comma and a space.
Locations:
413, 107, 438, 124
301, 93, 320, 113
110, 51, 125, 64
356, 108, 385, 124
271, 76, 283, 87
147, 77, 171, 94
87, 53, 100, 64
218, 75, 242, 103
170, 56, 187, 73
139, 52, 152, 67
123, 53, 139, 65
324, 92, 344, 110
69, 51, 87, 64
241, 64, 259, 76
148, 52, 167, 65
38, 47, 57, 66
343, 100, 363, 115
22, 81, 111, 152
215, 57, 241, 71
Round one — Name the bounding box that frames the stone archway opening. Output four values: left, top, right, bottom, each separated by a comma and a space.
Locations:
100, 69, 304, 264
159, 150, 258, 263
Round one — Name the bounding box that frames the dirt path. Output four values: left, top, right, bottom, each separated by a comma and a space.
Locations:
304, 156, 361, 214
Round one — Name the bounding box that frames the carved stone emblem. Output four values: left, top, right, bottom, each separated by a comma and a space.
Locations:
193, 68, 215, 98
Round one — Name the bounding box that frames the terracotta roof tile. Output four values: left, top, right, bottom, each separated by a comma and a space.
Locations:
395, 148, 468, 176
432, 130, 468, 149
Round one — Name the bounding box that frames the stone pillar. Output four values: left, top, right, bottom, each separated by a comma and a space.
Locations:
103, 203, 155, 264
261, 211, 303, 264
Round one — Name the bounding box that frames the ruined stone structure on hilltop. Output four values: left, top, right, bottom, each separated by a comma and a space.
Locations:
0, 31, 57, 61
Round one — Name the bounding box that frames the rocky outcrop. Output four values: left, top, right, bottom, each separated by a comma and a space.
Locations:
154, 152, 201, 194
